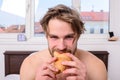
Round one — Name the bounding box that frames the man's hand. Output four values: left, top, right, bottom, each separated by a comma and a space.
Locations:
35, 57, 58, 80
62, 53, 87, 80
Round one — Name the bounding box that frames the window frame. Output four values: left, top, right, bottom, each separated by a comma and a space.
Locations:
0, 0, 110, 43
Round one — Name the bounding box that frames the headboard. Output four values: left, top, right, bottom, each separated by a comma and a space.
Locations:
4, 51, 109, 76
4, 51, 36, 76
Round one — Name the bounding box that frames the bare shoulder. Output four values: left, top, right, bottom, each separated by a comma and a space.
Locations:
76, 49, 105, 65
21, 49, 50, 67
20, 49, 50, 80
76, 49, 107, 80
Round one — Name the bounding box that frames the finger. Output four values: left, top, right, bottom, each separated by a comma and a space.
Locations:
35, 74, 54, 80
62, 61, 79, 69
47, 64, 58, 72
41, 76, 54, 80
47, 57, 57, 64
67, 76, 84, 80
66, 53, 85, 67
66, 53, 79, 61
66, 76, 76, 80
42, 69, 56, 78
66, 76, 79, 80
42, 63, 48, 70
42, 62, 58, 74
63, 68, 78, 75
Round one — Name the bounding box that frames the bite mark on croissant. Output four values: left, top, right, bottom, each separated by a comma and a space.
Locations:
54, 51, 72, 74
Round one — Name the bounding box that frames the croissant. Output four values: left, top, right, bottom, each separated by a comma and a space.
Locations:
54, 51, 72, 74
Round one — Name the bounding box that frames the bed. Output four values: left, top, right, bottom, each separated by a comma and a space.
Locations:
3, 51, 109, 80
4, 51, 35, 80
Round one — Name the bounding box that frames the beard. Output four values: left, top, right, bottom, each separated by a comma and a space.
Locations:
48, 46, 77, 57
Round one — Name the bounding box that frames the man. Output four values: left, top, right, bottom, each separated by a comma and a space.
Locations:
20, 4, 107, 80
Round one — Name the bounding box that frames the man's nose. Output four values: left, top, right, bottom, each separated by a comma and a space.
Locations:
57, 39, 66, 50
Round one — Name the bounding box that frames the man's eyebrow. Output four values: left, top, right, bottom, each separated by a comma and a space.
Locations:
48, 34, 57, 36
65, 33, 76, 36
48, 33, 75, 36
47, 33, 76, 38
48, 34, 59, 38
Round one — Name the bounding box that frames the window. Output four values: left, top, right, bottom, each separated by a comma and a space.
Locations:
34, 0, 72, 37
34, 0, 109, 37
0, 0, 109, 41
0, 0, 26, 33
0, 0, 26, 39
80, 0, 109, 34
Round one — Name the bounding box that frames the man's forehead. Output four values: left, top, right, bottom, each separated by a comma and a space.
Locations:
48, 32, 76, 37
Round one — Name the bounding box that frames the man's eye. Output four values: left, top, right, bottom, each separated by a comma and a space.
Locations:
50, 36, 58, 39
65, 36, 74, 39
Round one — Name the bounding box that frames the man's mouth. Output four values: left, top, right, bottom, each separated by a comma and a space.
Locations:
52, 49, 71, 54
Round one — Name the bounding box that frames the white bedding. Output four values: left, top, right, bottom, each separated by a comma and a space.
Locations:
4, 74, 110, 80
4, 74, 20, 80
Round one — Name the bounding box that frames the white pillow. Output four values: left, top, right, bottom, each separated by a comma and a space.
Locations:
4, 74, 20, 80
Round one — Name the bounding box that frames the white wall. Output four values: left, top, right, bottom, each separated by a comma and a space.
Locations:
0, 42, 120, 80
110, 0, 120, 36
0, 0, 120, 80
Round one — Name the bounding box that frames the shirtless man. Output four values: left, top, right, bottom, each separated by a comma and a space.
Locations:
20, 4, 107, 80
